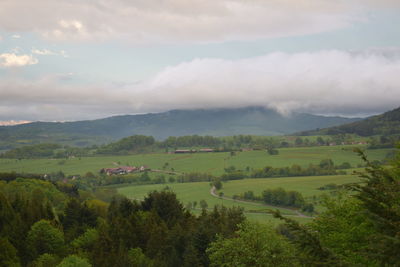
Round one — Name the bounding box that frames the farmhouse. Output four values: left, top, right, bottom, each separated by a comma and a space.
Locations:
100, 165, 150, 175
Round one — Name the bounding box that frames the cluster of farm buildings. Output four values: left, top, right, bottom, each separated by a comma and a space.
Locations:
172, 148, 214, 154
100, 165, 149, 176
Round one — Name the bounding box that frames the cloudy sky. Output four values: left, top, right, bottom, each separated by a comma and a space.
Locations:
1, 0, 400, 122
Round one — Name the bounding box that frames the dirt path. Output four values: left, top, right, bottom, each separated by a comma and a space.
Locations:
209, 186, 313, 218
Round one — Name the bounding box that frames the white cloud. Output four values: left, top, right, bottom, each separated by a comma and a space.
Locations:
0, 49, 400, 120
31, 49, 57, 55
0, 0, 396, 43
31, 48, 68, 57
0, 53, 38, 67
134, 49, 400, 116
11, 34, 20, 39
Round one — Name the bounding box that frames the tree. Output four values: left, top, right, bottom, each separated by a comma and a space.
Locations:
207, 222, 298, 267
319, 159, 334, 170
295, 137, 303, 146
32, 253, 60, 267
141, 190, 185, 228
0, 238, 21, 267
62, 198, 97, 241
127, 247, 153, 267
274, 148, 400, 266
317, 136, 325, 145
199, 200, 208, 210
57, 255, 91, 267
27, 220, 65, 260
212, 179, 223, 190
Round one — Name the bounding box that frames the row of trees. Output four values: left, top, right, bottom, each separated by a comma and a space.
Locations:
251, 159, 342, 179
235, 188, 314, 212
1, 133, 371, 159
218, 159, 342, 181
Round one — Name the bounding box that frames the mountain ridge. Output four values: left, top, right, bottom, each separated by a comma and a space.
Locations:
297, 107, 400, 136
0, 106, 360, 148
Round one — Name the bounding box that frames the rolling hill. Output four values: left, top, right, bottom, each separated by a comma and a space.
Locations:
297, 107, 400, 136
0, 107, 360, 149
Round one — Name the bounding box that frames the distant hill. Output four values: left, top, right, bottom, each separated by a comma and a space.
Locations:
297, 107, 400, 136
0, 107, 360, 148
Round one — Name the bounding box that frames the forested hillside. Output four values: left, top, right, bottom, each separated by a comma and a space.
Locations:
0, 107, 359, 149
298, 107, 400, 136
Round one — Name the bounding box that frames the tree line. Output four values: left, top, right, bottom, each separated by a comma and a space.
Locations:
234, 188, 314, 213
0, 133, 372, 159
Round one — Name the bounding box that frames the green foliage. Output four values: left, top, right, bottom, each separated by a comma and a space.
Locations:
27, 220, 65, 260
97, 135, 155, 154
32, 253, 60, 267
0, 107, 359, 150
300, 106, 400, 136
199, 199, 208, 209
1, 143, 61, 158
57, 255, 91, 267
141, 190, 185, 228
264, 188, 305, 208
349, 148, 400, 265
71, 229, 99, 252
177, 172, 214, 183
62, 198, 98, 241
274, 148, 400, 266
251, 159, 338, 179
127, 247, 154, 267
310, 196, 375, 265
207, 221, 298, 267
0, 238, 21, 267
212, 179, 223, 190
273, 210, 342, 266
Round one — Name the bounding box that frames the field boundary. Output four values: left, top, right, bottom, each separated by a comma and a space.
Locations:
210, 186, 312, 218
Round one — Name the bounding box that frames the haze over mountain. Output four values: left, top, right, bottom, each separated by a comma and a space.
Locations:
0, 107, 360, 149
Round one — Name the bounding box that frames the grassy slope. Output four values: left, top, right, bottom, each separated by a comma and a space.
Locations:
0, 145, 391, 175
116, 174, 361, 225
116, 181, 308, 225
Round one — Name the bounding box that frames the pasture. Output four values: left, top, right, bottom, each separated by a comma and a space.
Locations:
221, 174, 361, 199
0, 145, 392, 176
117, 173, 363, 224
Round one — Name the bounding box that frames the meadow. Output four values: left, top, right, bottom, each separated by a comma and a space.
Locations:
0, 144, 391, 224
117, 173, 363, 224
0, 145, 392, 176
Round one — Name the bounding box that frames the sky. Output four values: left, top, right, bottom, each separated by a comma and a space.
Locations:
1, 0, 400, 123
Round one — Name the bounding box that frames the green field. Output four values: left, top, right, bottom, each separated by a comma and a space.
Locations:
221, 174, 361, 199
117, 173, 362, 224
0, 145, 392, 176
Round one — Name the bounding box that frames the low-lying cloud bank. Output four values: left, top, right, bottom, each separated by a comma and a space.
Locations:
1, 49, 400, 121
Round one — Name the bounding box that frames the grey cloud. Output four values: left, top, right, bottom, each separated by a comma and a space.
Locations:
0, 0, 388, 43
1, 49, 400, 121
